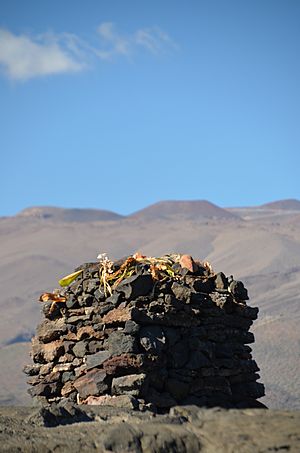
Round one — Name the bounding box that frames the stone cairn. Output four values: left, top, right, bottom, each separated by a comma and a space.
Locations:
24, 253, 265, 412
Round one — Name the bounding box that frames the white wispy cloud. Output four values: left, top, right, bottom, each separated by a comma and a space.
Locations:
135, 27, 178, 55
95, 22, 131, 59
95, 23, 177, 60
0, 23, 177, 81
0, 29, 85, 80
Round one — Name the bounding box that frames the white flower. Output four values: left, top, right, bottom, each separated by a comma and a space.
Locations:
97, 252, 108, 261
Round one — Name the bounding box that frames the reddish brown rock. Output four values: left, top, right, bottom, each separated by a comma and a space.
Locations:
58, 353, 75, 363
43, 371, 61, 383
179, 255, 198, 273
102, 307, 132, 325
83, 394, 138, 409
36, 318, 67, 343
76, 326, 105, 341
103, 354, 145, 375
61, 381, 74, 397
73, 369, 108, 399
31, 337, 64, 363
63, 332, 77, 341
39, 363, 53, 375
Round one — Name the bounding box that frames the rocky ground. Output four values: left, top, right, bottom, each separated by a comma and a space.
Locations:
0, 405, 299, 452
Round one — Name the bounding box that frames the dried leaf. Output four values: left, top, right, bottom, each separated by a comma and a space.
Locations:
150, 264, 160, 280
203, 261, 214, 275
39, 293, 67, 303
133, 252, 146, 259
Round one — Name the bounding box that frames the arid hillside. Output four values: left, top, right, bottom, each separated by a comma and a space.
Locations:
0, 199, 299, 409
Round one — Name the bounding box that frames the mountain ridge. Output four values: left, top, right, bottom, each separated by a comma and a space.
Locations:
260, 199, 300, 210
17, 206, 123, 222
3, 198, 299, 221
128, 200, 240, 220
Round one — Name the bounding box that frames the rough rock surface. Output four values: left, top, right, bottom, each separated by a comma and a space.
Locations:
0, 405, 299, 452
24, 254, 265, 412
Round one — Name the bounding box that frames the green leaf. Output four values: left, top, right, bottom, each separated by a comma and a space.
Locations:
59, 269, 83, 287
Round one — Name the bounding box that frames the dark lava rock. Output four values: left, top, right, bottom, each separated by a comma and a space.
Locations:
229, 280, 249, 301
42, 301, 61, 319
82, 278, 100, 294
165, 378, 190, 401
23, 364, 41, 376
72, 341, 88, 358
186, 350, 211, 370
188, 337, 215, 360
66, 294, 78, 309
191, 278, 215, 293
78, 294, 94, 307
149, 367, 168, 391
112, 373, 148, 397
139, 325, 166, 354
86, 350, 112, 370
115, 274, 153, 299
88, 340, 104, 354
171, 282, 192, 301
168, 369, 195, 384
73, 369, 109, 399
105, 293, 122, 306
28, 381, 61, 398
94, 288, 105, 302
164, 327, 181, 347
214, 272, 228, 290
124, 320, 140, 335
62, 371, 75, 383
67, 314, 90, 324
107, 331, 139, 356
169, 340, 189, 368
96, 299, 115, 316
69, 280, 83, 296
147, 388, 177, 408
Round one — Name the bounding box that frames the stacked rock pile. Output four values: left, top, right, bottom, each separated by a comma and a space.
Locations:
24, 253, 265, 412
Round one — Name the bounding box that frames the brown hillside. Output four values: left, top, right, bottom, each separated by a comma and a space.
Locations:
129, 200, 240, 220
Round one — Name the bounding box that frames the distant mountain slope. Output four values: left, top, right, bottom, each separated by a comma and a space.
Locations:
129, 200, 240, 220
261, 199, 300, 210
17, 206, 123, 222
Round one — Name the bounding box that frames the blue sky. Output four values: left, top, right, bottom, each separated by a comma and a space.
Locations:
0, 0, 299, 216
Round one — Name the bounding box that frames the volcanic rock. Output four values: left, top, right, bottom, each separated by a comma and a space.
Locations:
25, 253, 265, 412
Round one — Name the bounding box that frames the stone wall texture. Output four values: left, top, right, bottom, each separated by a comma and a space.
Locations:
24, 254, 266, 412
